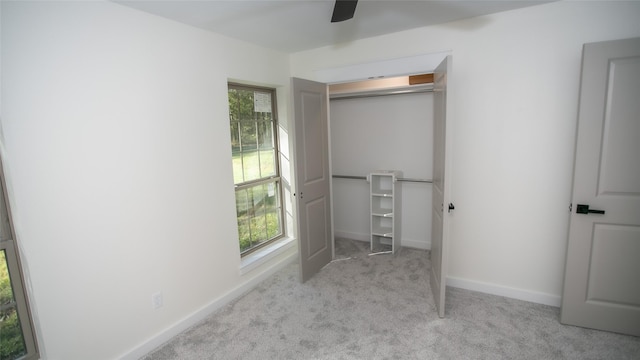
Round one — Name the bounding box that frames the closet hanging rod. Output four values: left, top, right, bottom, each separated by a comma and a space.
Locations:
332, 175, 367, 180
399, 177, 433, 184
332, 175, 432, 184
329, 85, 433, 101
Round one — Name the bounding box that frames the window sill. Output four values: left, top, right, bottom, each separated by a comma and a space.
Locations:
240, 237, 296, 275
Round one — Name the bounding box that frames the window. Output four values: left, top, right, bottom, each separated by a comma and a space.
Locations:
228, 84, 284, 256
0, 161, 39, 360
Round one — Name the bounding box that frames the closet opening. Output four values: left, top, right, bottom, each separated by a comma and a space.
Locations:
328, 73, 434, 259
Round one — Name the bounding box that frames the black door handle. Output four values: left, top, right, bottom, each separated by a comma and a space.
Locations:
576, 204, 605, 215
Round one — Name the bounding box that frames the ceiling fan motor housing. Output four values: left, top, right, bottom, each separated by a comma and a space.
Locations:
331, 0, 358, 23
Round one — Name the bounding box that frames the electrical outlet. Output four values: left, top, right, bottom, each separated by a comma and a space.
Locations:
152, 292, 163, 310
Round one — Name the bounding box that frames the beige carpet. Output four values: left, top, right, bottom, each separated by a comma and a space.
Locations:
142, 238, 640, 359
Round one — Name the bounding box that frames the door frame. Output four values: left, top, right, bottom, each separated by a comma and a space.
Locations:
322, 51, 451, 252
292, 51, 453, 282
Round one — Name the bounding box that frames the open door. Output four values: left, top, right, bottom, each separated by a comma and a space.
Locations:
561, 37, 640, 336
430, 55, 453, 318
291, 77, 333, 282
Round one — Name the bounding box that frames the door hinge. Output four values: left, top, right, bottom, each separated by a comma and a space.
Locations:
569, 203, 572, 212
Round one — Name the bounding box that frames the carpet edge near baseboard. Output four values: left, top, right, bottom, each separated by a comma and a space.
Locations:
447, 276, 562, 307
118, 252, 298, 360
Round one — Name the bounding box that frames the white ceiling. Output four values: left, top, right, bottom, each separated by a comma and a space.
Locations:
115, 0, 553, 53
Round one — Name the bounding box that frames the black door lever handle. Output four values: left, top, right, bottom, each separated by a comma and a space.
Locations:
576, 204, 605, 215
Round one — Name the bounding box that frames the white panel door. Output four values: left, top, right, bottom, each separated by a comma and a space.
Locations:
561, 37, 640, 336
431, 55, 453, 318
291, 77, 333, 283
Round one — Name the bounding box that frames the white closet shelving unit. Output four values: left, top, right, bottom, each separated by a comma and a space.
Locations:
369, 170, 402, 254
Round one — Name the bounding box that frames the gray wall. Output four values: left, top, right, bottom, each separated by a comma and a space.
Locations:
330, 92, 433, 249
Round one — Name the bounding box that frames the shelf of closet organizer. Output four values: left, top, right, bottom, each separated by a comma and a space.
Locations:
372, 211, 393, 217
372, 216, 393, 237
371, 195, 393, 215
372, 235, 393, 246
372, 226, 393, 238
371, 190, 393, 197
370, 172, 394, 195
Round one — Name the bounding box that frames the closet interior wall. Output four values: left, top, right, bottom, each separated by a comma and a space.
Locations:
330, 90, 434, 250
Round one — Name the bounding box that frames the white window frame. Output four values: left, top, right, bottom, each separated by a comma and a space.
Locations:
228, 83, 286, 257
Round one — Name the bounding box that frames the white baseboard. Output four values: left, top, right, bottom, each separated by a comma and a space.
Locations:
446, 276, 561, 307
119, 252, 297, 360
401, 238, 430, 250
334, 230, 430, 250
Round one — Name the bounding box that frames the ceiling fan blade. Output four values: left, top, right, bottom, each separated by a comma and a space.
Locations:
331, 0, 358, 23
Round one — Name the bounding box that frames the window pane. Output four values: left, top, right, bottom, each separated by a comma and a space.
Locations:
230, 121, 240, 155
250, 210, 267, 244
238, 90, 253, 121
259, 149, 276, 178
249, 183, 268, 246
266, 182, 282, 239
266, 210, 281, 240
228, 88, 239, 121
240, 121, 257, 152
235, 181, 282, 254
232, 150, 243, 185
257, 121, 274, 150
258, 111, 272, 122
0, 250, 27, 360
235, 190, 252, 252
242, 152, 260, 183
